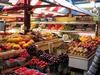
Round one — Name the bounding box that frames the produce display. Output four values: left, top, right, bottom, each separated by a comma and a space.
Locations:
26, 45, 69, 73
0, 50, 29, 71
15, 67, 46, 75
1, 57, 26, 69
62, 33, 79, 41
0, 44, 69, 74
0, 32, 12, 35
67, 36, 100, 58
0, 20, 97, 75
0, 31, 58, 52
79, 36, 93, 42
28, 57, 48, 70
30, 31, 57, 41
32, 24, 75, 31
0, 1, 97, 75
32, 22, 95, 33
0, 34, 34, 51
47, 24, 64, 30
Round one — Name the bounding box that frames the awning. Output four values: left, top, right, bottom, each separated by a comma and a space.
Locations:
45, 0, 93, 15
1, 0, 93, 16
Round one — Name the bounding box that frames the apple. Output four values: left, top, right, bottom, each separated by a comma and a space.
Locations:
0, 48, 2, 52
13, 44, 21, 50
27, 40, 34, 45
19, 41, 26, 46
22, 44, 29, 48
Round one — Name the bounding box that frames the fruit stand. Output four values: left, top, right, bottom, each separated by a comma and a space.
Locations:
64, 36, 100, 75
69, 54, 94, 75
0, 31, 65, 75
0, 0, 100, 75
0, 21, 99, 75
48, 34, 99, 75
0, 43, 69, 75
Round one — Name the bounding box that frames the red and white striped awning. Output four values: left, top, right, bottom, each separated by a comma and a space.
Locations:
3, 0, 66, 17
2, 0, 92, 16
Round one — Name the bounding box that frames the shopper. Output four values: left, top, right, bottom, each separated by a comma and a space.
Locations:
87, 46, 100, 75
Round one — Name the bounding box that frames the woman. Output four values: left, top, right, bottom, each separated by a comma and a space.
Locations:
87, 46, 100, 75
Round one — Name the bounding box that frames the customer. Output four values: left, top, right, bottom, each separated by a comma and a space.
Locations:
87, 46, 100, 75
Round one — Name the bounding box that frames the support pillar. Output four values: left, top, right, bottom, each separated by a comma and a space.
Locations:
24, 0, 31, 34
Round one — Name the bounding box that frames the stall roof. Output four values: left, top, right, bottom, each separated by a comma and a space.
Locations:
1, 0, 93, 17
44, 0, 93, 15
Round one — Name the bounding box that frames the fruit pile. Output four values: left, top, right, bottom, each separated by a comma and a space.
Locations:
0, 50, 30, 71
79, 36, 92, 42
0, 44, 68, 74
21, 50, 30, 58
1, 57, 26, 70
95, 37, 100, 43
47, 24, 64, 30
0, 32, 12, 35
26, 45, 69, 72
67, 37, 99, 57
28, 57, 48, 71
15, 67, 45, 75
28, 31, 45, 42
27, 45, 69, 66
0, 31, 57, 52
41, 31, 56, 41
0, 34, 34, 52
29, 31, 57, 41
40, 53, 60, 64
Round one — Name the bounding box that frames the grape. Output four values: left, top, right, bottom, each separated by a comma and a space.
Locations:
27, 45, 37, 56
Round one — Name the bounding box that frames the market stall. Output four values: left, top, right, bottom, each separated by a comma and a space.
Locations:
0, 0, 100, 75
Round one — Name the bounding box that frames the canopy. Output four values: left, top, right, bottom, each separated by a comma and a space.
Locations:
1, 0, 93, 17
45, 0, 93, 15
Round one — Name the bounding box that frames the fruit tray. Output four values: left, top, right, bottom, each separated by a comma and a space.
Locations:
68, 50, 95, 58
35, 41, 49, 51
51, 39, 63, 48
0, 49, 25, 60
35, 39, 63, 51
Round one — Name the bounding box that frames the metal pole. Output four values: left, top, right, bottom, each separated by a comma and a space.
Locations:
24, 0, 31, 34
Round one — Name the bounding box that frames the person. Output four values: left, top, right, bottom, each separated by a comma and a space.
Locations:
87, 46, 100, 75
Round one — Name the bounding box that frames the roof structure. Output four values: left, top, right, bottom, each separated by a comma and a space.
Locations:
0, 0, 93, 17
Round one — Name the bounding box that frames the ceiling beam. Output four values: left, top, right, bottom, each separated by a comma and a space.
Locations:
30, 5, 60, 9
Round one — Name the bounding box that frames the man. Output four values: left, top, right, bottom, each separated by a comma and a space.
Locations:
87, 46, 100, 75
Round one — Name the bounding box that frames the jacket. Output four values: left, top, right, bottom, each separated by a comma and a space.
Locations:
87, 46, 100, 75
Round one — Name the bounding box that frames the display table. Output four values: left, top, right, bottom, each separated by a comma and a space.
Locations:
35, 39, 63, 51
0, 49, 25, 59
69, 54, 95, 75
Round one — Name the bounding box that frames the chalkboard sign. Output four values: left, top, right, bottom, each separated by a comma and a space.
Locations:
0, 20, 5, 31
